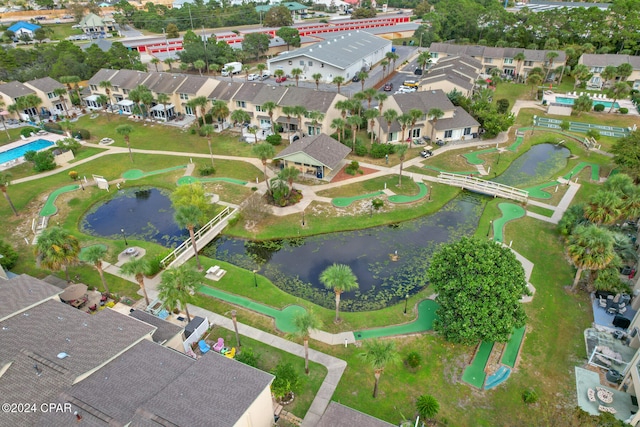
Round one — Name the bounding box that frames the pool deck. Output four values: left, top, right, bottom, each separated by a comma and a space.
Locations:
542, 91, 638, 116
0, 132, 69, 171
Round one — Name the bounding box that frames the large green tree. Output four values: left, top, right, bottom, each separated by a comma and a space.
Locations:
157, 264, 200, 321
242, 33, 271, 60
360, 339, 400, 398
612, 131, 640, 182
34, 227, 80, 282
319, 263, 359, 323
275, 27, 300, 50
253, 142, 275, 190
264, 5, 293, 27
427, 237, 527, 344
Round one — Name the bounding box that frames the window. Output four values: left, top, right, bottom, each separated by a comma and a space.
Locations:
504, 58, 513, 64
47, 92, 55, 99
90, 84, 97, 91
464, 127, 471, 135
236, 101, 246, 108
411, 128, 421, 138
256, 105, 263, 112
299, 60, 304, 66
122, 89, 129, 95
112, 86, 119, 92
593, 67, 604, 73
308, 61, 313, 66
485, 58, 493, 64
431, 53, 438, 58
444, 130, 453, 138
524, 61, 533, 67
184, 105, 194, 116
179, 93, 189, 100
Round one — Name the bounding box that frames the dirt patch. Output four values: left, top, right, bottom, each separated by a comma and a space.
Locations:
330, 165, 379, 183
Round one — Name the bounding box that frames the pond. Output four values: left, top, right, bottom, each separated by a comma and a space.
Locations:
493, 143, 570, 188
204, 194, 484, 312
80, 187, 188, 247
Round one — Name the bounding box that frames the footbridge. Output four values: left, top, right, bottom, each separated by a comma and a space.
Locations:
436, 172, 529, 203
160, 206, 237, 269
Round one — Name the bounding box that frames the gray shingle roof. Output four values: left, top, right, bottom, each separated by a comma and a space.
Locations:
581, 54, 640, 69
437, 53, 482, 70
176, 75, 209, 94
129, 310, 183, 344
435, 107, 479, 130
430, 59, 480, 82
25, 77, 65, 93
317, 402, 395, 427
233, 82, 264, 102
391, 89, 454, 114
208, 81, 243, 101
108, 69, 152, 90
0, 274, 61, 321
0, 81, 34, 99
278, 86, 344, 113
429, 43, 566, 63
275, 133, 351, 170
87, 68, 119, 86
253, 84, 288, 105
144, 72, 187, 94
422, 73, 474, 91
271, 31, 391, 70
131, 351, 273, 426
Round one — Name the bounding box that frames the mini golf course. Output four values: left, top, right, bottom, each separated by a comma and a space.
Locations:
492, 203, 526, 243
422, 165, 480, 175
332, 191, 385, 207
388, 182, 429, 204
462, 134, 527, 165
502, 326, 526, 368
354, 299, 439, 340
563, 162, 600, 182
39, 184, 80, 217
524, 181, 561, 199
462, 341, 493, 388
177, 176, 248, 186
122, 165, 187, 180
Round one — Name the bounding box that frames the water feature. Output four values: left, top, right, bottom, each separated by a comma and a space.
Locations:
493, 143, 570, 188
80, 187, 188, 247
205, 195, 484, 311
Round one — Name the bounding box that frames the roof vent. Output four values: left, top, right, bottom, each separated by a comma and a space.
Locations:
57, 352, 68, 359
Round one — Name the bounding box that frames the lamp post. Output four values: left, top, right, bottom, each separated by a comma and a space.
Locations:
231, 310, 241, 348
121, 228, 128, 246
404, 294, 409, 314
428, 184, 431, 201
302, 210, 305, 226
487, 220, 493, 238
253, 269, 258, 287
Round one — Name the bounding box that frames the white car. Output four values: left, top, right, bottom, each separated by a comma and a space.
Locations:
247, 73, 260, 81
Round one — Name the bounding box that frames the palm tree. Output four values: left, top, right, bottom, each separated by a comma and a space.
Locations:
608, 82, 631, 113
319, 263, 359, 323
291, 68, 303, 87
347, 115, 362, 150
201, 124, 216, 166
567, 224, 617, 292
396, 143, 408, 185
262, 101, 278, 133
332, 76, 345, 94
175, 205, 205, 271
139, 89, 154, 120
210, 99, 230, 126
360, 339, 400, 398
150, 57, 160, 72
53, 87, 69, 118
157, 264, 201, 321
281, 105, 294, 140
34, 226, 80, 282
584, 191, 622, 225
513, 52, 526, 82
385, 51, 399, 70
253, 143, 275, 190
292, 310, 322, 374
155, 93, 170, 122
312, 72, 322, 90
292, 105, 307, 136
380, 60, 389, 78
60, 76, 81, 107
416, 394, 440, 421
21, 94, 42, 119
544, 51, 559, 82
242, 64, 251, 80
194, 59, 206, 76
120, 258, 151, 305
96, 94, 110, 120
274, 69, 285, 84
186, 96, 206, 128
363, 88, 377, 110
83, 245, 110, 294
335, 99, 351, 122
364, 109, 378, 145
407, 109, 423, 148
428, 108, 444, 142
256, 63, 267, 76
383, 109, 398, 143
374, 93, 388, 141
357, 71, 369, 91
116, 124, 135, 162
308, 110, 324, 135
209, 64, 220, 76
398, 113, 412, 143
331, 117, 345, 143
225, 65, 235, 80
231, 109, 251, 127
0, 172, 18, 216
99, 80, 113, 109
278, 166, 300, 193
527, 73, 543, 96
247, 126, 259, 144
163, 57, 174, 72
417, 50, 431, 70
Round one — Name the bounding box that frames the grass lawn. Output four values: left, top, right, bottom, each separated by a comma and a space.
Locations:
316, 175, 419, 198
526, 204, 554, 217
43, 23, 83, 40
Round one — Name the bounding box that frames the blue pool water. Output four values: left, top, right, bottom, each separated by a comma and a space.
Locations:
556, 96, 620, 109
0, 139, 54, 163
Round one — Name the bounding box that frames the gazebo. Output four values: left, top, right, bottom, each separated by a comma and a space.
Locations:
274, 133, 351, 180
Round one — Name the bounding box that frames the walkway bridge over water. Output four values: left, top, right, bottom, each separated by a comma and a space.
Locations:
436, 172, 529, 203
160, 206, 237, 269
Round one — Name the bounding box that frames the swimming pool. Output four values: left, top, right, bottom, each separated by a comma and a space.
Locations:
0, 139, 54, 163
556, 96, 620, 109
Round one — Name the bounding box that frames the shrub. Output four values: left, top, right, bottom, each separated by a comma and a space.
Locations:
594, 103, 605, 112
57, 138, 81, 154
345, 160, 360, 175
146, 255, 163, 276
586, 129, 601, 140
25, 150, 55, 172
199, 166, 215, 176
405, 351, 422, 369
354, 141, 368, 156
619, 107, 629, 114
522, 388, 539, 404
370, 143, 395, 158
44, 122, 62, 131
496, 98, 510, 114
416, 394, 439, 419
266, 133, 283, 146
235, 347, 259, 368
372, 198, 384, 210
74, 128, 90, 140
0, 239, 18, 269
271, 362, 299, 400
20, 127, 36, 137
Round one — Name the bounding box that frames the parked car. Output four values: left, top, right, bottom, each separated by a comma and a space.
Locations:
436, 139, 445, 146
247, 73, 259, 81
259, 72, 270, 81
275, 76, 287, 83
383, 82, 393, 91
414, 68, 423, 75
420, 149, 433, 158
352, 75, 360, 82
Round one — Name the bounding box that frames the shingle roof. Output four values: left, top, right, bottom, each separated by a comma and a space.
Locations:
278, 86, 344, 113
25, 77, 65, 94
581, 54, 640, 69
87, 68, 119, 86
429, 43, 566, 63
270, 31, 391, 70
0, 81, 34, 99
208, 81, 243, 101
108, 69, 151, 90
176, 75, 209, 94
0, 274, 61, 321
437, 53, 483, 70
430, 58, 480, 82
79, 13, 114, 27
8, 21, 40, 32
391, 89, 454, 114
129, 310, 182, 344
144, 72, 187, 94
422, 73, 474, 91
317, 402, 395, 427
253, 84, 288, 105
233, 82, 264, 102
275, 133, 351, 170
435, 107, 479, 130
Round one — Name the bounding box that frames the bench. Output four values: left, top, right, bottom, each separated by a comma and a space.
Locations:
206, 266, 220, 275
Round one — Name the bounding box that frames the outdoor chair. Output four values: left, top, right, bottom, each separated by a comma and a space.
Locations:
198, 340, 211, 354
618, 306, 627, 314
599, 298, 607, 308
225, 347, 236, 359
588, 388, 596, 402
213, 338, 225, 352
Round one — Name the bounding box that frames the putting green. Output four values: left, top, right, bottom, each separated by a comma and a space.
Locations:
422, 165, 480, 175
493, 203, 526, 243
122, 165, 186, 180
508, 136, 524, 152
39, 184, 80, 217
461, 341, 493, 388
563, 162, 600, 182
524, 181, 560, 199
332, 191, 385, 207
79, 244, 108, 262
177, 176, 248, 186
501, 326, 526, 368
463, 147, 497, 165
354, 299, 439, 340
388, 182, 429, 204
197, 285, 306, 333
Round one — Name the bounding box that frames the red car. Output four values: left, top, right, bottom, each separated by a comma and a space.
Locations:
276, 76, 287, 83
